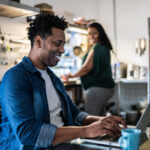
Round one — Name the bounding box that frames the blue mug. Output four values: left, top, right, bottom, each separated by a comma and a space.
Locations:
119, 128, 141, 150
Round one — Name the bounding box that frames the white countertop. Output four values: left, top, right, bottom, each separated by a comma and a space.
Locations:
115, 78, 147, 83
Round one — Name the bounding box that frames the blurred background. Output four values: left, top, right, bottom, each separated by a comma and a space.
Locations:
0, 0, 150, 125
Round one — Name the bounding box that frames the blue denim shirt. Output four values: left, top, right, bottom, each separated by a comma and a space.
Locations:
0, 57, 89, 150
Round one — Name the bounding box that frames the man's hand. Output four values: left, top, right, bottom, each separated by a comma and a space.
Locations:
83, 115, 127, 138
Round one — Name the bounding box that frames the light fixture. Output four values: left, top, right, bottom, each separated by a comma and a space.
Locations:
135, 38, 146, 56
139, 38, 146, 56
68, 26, 88, 35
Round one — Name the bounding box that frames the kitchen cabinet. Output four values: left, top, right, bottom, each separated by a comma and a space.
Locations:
109, 79, 147, 124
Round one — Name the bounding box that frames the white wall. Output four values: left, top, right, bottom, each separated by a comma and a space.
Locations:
116, 0, 149, 66
98, 0, 150, 66
21, 0, 100, 22
97, 0, 114, 40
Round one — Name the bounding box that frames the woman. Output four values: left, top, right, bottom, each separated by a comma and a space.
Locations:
66, 22, 115, 116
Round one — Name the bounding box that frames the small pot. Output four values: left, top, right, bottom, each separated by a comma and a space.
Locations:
126, 110, 139, 125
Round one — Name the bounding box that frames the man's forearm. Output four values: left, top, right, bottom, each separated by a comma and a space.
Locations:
52, 116, 103, 145
52, 126, 85, 145
52, 116, 104, 145
52, 115, 127, 146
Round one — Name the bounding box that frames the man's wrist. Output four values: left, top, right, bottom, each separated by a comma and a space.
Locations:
81, 126, 87, 138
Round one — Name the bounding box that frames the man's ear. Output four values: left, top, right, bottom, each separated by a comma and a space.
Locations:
34, 36, 43, 48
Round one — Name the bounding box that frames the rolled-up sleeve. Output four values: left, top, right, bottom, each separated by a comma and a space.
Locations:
65, 94, 89, 126
35, 124, 57, 148
75, 112, 89, 125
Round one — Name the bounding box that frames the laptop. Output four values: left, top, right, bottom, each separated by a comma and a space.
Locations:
80, 103, 150, 148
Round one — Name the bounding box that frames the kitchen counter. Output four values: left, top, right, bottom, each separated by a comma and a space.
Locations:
115, 78, 147, 83
62, 79, 82, 106
109, 78, 147, 119
63, 79, 81, 86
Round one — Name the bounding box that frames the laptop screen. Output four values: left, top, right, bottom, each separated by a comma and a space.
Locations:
136, 103, 150, 132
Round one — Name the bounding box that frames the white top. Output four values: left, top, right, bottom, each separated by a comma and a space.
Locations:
37, 68, 64, 127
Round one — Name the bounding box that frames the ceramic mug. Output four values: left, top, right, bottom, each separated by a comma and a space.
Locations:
119, 128, 141, 150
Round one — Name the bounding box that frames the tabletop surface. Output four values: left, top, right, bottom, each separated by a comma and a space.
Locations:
53, 139, 121, 150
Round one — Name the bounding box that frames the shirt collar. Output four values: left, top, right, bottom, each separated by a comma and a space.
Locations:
22, 56, 62, 91
22, 56, 38, 73
22, 56, 54, 78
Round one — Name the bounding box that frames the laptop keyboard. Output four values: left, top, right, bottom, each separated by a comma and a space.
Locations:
97, 135, 119, 142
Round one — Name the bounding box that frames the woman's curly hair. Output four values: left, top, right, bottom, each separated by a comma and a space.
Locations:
27, 14, 68, 47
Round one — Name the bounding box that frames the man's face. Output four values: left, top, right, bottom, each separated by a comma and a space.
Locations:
39, 27, 66, 67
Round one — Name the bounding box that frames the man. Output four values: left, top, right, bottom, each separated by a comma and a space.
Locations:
0, 14, 126, 150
